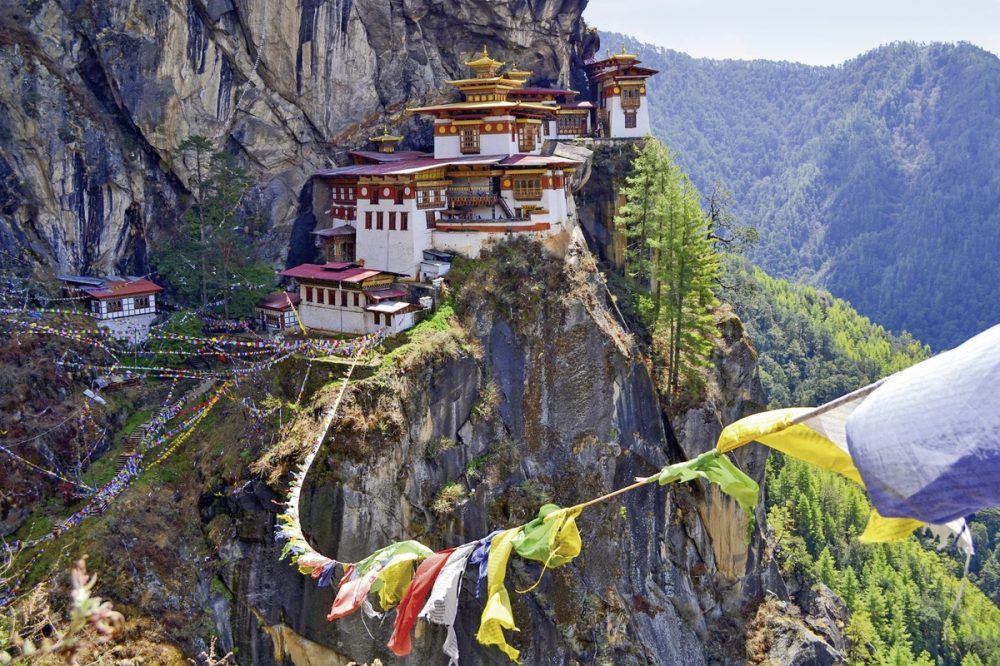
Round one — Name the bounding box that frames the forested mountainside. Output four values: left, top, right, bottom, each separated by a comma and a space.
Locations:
600, 31, 1000, 349
726, 258, 1000, 664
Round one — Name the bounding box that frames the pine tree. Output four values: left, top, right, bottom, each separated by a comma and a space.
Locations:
155, 136, 270, 317
615, 137, 721, 402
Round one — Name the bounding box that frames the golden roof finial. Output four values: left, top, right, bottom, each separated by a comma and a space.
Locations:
482, 45, 489, 58
606, 48, 611, 59
621, 45, 627, 55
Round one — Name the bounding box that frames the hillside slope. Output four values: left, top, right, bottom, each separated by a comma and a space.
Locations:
600, 31, 1000, 349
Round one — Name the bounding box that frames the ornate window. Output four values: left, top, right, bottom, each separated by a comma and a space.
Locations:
556, 115, 587, 135
517, 124, 536, 152
460, 127, 480, 154
512, 176, 542, 201
621, 87, 641, 109
624, 110, 637, 129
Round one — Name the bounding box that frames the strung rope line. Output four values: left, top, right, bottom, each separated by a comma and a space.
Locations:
287, 292, 307, 336
215, 1, 268, 142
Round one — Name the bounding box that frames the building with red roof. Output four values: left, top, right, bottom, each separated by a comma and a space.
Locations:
255, 292, 300, 331
296, 45, 657, 303
278, 262, 420, 335
57, 275, 163, 343
584, 47, 658, 138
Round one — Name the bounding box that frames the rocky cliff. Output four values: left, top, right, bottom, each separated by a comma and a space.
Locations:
195, 239, 780, 665
0, 0, 597, 277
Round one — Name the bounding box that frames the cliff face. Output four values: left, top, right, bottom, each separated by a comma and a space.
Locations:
209, 241, 773, 665
0, 0, 595, 276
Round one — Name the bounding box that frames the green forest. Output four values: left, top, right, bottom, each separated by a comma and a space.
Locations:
725, 258, 1000, 663
600, 31, 1000, 350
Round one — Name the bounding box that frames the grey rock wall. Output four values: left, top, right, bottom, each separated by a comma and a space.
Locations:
223, 246, 768, 664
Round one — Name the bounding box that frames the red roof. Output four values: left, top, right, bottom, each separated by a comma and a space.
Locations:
280, 263, 388, 284
348, 150, 432, 164
366, 287, 408, 301
83, 278, 163, 300
498, 154, 580, 167
313, 225, 356, 238
314, 154, 511, 178
508, 87, 578, 97
257, 292, 301, 310
313, 152, 582, 180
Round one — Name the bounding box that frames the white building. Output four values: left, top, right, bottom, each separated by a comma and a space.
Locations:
584, 48, 658, 138
279, 262, 420, 335
58, 275, 163, 343
255, 292, 300, 332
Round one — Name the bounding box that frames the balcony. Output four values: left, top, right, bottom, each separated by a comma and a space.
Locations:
446, 186, 498, 208
439, 214, 529, 224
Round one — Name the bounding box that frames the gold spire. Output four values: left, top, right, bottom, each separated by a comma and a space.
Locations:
465, 45, 504, 78
612, 45, 638, 60
369, 126, 403, 153
507, 61, 532, 83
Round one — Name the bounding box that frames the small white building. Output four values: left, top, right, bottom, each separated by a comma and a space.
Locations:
584, 48, 658, 138
255, 292, 301, 332
279, 262, 420, 335
59, 275, 163, 343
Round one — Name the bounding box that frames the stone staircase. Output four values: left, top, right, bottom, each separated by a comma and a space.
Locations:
114, 424, 147, 473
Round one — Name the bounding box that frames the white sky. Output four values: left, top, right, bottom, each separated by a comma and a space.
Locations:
584, 0, 1000, 65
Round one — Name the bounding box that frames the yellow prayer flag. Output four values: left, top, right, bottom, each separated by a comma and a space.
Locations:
476, 527, 522, 663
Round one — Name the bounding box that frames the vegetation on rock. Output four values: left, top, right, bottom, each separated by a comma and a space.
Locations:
614, 137, 721, 403
152, 136, 272, 319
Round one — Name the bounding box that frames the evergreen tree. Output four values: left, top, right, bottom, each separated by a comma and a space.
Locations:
615, 137, 721, 402
154, 136, 271, 318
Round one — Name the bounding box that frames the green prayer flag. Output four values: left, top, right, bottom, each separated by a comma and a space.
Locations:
354, 540, 433, 576
512, 504, 583, 568
657, 451, 759, 540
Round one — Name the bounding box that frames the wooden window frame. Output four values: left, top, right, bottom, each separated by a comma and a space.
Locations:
621, 87, 641, 109
460, 127, 480, 154
517, 124, 536, 152
400, 212, 408, 231
624, 110, 637, 128
365, 211, 372, 229
512, 176, 543, 201
376, 211, 384, 230
305, 286, 314, 302
353, 292, 359, 307
389, 211, 396, 231
340, 290, 348, 307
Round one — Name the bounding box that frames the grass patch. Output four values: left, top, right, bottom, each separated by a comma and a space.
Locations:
80, 409, 152, 487
425, 436, 456, 458
431, 481, 466, 515
375, 302, 469, 374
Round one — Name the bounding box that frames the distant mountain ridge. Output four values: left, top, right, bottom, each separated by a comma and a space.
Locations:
598, 31, 1000, 349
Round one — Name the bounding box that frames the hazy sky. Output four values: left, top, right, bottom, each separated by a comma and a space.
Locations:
584, 0, 1000, 65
